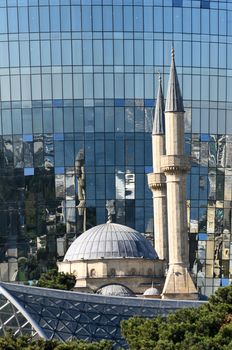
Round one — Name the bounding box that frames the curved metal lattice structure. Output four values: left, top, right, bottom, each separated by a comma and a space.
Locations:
0, 285, 47, 340
0, 283, 204, 348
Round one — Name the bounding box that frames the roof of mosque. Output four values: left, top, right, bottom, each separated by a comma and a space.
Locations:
96, 284, 134, 297
63, 223, 157, 261
143, 286, 160, 296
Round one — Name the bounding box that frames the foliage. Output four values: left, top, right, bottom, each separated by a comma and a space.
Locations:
0, 334, 113, 350
121, 285, 232, 350
36, 268, 76, 290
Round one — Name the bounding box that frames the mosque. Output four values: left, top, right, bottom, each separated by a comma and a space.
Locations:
58, 50, 198, 300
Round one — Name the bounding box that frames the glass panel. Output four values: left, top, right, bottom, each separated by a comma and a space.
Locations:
39, 6, 50, 32
8, 7, 18, 33
0, 42, 8, 68
92, 6, 102, 31
30, 41, 40, 66
50, 6, 60, 32
124, 6, 133, 31
61, 6, 70, 31
29, 7, 39, 32
18, 7, 28, 32
71, 6, 81, 31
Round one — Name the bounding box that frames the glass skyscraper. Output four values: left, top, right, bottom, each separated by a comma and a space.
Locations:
0, 0, 231, 297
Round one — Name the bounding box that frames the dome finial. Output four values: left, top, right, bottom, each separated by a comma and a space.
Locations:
107, 213, 112, 223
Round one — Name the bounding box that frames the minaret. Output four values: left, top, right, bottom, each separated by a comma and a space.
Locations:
147, 76, 168, 262
161, 49, 198, 299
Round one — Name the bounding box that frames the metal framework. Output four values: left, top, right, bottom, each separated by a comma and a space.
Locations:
0, 285, 47, 339
0, 283, 204, 348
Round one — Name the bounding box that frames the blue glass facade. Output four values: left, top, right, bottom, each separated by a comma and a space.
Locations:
0, 0, 231, 296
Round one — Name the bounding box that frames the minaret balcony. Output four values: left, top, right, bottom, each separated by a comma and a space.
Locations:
161, 155, 190, 174
147, 173, 166, 190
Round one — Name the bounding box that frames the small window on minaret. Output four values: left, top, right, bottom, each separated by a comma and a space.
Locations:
173, 0, 182, 7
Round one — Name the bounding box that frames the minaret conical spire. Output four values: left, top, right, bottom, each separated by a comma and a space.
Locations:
153, 74, 165, 135
165, 48, 184, 113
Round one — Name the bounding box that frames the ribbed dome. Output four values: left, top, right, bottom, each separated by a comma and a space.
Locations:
96, 284, 134, 297
64, 223, 157, 261
143, 287, 160, 296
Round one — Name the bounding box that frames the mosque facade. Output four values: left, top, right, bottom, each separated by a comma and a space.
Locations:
58, 222, 164, 295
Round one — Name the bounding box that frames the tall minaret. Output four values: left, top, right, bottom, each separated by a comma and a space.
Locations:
147, 76, 168, 262
161, 49, 198, 299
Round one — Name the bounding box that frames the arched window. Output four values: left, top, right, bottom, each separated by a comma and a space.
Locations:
130, 268, 136, 276
90, 269, 96, 277
109, 268, 116, 277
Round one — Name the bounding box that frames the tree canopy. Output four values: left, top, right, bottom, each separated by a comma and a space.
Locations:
0, 334, 113, 350
121, 285, 232, 350
36, 269, 76, 290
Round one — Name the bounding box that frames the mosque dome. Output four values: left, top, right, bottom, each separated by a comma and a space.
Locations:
64, 223, 157, 261
143, 286, 160, 296
96, 284, 134, 297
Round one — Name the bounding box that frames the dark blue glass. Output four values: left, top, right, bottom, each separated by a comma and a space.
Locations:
65, 141, 74, 166
173, 0, 182, 6
201, 1, 210, 9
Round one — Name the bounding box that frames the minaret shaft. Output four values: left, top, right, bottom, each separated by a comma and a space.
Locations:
165, 112, 185, 155
148, 76, 168, 262
161, 49, 198, 300
165, 172, 188, 265
152, 135, 165, 171
152, 187, 168, 261
164, 112, 188, 265
161, 113, 197, 299
148, 135, 168, 261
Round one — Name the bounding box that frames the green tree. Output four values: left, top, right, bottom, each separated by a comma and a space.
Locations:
0, 334, 113, 350
54, 340, 113, 350
121, 285, 232, 350
36, 268, 76, 290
